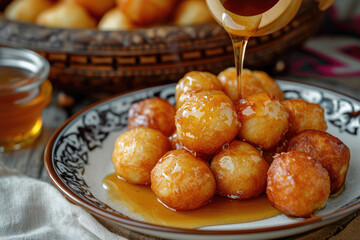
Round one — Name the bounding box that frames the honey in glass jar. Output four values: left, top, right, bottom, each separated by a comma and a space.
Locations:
0, 47, 52, 152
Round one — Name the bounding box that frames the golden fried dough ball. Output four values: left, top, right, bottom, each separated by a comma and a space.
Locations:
283, 99, 327, 138
169, 131, 182, 150
36, 1, 96, 28
237, 92, 289, 150
252, 70, 284, 101
112, 127, 170, 185
175, 71, 223, 105
217, 68, 264, 102
288, 130, 350, 193
267, 151, 330, 218
262, 139, 288, 164
211, 140, 269, 199
174, 0, 213, 25
73, 0, 115, 17
128, 97, 176, 137
169, 131, 213, 161
151, 149, 216, 210
98, 8, 134, 30
177, 89, 226, 109
117, 0, 176, 26
176, 90, 240, 155
5, 0, 54, 23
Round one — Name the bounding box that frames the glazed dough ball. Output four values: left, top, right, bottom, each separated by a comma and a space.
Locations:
262, 139, 288, 164
128, 97, 176, 137
98, 8, 134, 30
176, 90, 240, 155
36, 1, 96, 28
217, 68, 264, 102
73, 0, 115, 17
5, 0, 54, 23
174, 0, 213, 25
252, 70, 284, 101
169, 131, 213, 161
237, 92, 289, 150
117, 0, 176, 26
211, 140, 269, 199
177, 89, 226, 110
169, 131, 182, 150
112, 127, 170, 185
283, 99, 327, 138
288, 129, 350, 193
267, 151, 330, 217
151, 149, 216, 210
175, 71, 223, 105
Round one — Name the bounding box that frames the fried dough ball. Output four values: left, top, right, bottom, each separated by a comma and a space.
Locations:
177, 89, 226, 110
211, 140, 269, 199
169, 131, 213, 161
217, 68, 264, 102
288, 130, 350, 193
175, 71, 223, 106
267, 151, 330, 218
237, 92, 289, 150
151, 149, 216, 210
217, 68, 284, 102
117, 0, 177, 26
174, 0, 213, 25
262, 139, 289, 164
112, 127, 170, 185
169, 131, 182, 150
98, 7, 134, 30
252, 70, 284, 101
176, 90, 240, 155
283, 99, 327, 138
128, 97, 176, 137
5, 0, 54, 23
73, 0, 115, 17
36, 1, 96, 28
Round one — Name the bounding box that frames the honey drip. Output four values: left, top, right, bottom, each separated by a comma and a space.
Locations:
103, 173, 280, 229
207, 0, 304, 102
221, 0, 279, 101
231, 35, 249, 99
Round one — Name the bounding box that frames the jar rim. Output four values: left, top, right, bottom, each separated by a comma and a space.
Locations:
0, 47, 50, 94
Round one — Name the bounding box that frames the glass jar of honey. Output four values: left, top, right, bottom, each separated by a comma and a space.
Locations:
0, 47, 52, 152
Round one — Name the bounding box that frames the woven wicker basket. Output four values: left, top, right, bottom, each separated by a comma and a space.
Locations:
0, 0, 323, 95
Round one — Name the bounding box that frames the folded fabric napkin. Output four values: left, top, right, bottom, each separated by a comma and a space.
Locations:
0, 162, 126, 240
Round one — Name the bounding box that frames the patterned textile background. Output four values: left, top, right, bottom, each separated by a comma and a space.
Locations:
284, 0, 360, 80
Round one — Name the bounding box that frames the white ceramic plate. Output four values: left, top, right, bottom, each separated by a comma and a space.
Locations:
45, 80, 360, 240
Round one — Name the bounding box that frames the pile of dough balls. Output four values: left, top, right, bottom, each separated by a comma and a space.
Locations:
3, 0, 213, 30
112, 68, 350, 218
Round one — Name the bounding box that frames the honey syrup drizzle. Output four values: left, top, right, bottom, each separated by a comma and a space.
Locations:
220, 0, 279, 101
231, 36, 249, 100
103, 173, 280, 229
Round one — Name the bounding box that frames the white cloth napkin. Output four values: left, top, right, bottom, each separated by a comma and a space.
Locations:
0, 163, 126, 240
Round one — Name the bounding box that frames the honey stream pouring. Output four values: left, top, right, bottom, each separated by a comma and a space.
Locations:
205, 0, 334, 101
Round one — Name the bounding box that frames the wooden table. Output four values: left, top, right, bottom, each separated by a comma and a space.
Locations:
0, 75, 359, 240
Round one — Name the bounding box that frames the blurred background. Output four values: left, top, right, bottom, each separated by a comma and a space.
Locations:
0, 0, 359, 109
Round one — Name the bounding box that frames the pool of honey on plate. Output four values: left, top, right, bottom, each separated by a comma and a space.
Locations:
0, 66, 52, 151
103, 173, 280, 229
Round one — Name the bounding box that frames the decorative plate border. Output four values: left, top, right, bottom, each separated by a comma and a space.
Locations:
51, 81, 360, 215
45, 80, 360, 236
